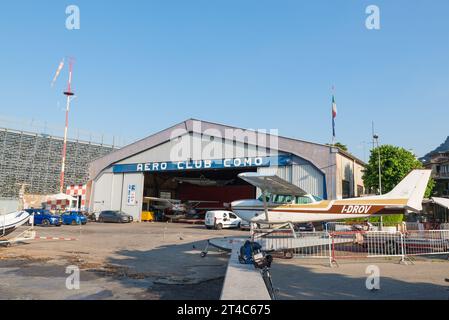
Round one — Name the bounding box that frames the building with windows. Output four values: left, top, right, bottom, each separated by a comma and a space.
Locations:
423, 151, 449, 198
88, 119, 366, 221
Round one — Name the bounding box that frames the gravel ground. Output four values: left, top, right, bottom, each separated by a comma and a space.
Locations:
2, 223, 448, 300
271, 256, 449, 300
0, 222, 245, 300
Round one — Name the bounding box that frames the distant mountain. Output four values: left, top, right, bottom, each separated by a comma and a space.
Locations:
421, 136, 449, 162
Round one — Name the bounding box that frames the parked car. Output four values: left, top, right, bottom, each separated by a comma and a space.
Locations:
294, 222, 315, 232
86, 211, 100, 222
62, 211, 88, 225
98, 210, 134, 223
205, 210, 242, 230
25, 209, 62, 227
239, 219, 251, 230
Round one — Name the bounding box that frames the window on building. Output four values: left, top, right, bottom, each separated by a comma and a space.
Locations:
342, 180, 351, 199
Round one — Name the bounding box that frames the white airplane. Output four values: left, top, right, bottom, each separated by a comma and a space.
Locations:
231, 169, 431, 226
0, 211, 31, 237
173, 175, 234, 187
143, 197, 218, 220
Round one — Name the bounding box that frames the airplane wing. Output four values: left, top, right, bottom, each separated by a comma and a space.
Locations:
143, 197, 182, 210
185, 200, 219, 209
238, 172, 308, 196
185, 200, 219, 204
144, 197, 181, 204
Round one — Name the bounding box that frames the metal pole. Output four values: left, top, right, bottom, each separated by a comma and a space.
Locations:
377, 137, 382, 195
60, 60, 75, 194
330, 88, 336, 201
60, 94, 70, 193
376, 136, 383, 230
400, 232, 405, 263
328, 232, 333, 267
373, 122, 383, 230
329, 136, 337, 200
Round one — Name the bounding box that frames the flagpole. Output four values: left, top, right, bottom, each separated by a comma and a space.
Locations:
330, 86, 336, 200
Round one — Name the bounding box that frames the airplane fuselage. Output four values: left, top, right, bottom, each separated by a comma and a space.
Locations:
231, 198, 407, 224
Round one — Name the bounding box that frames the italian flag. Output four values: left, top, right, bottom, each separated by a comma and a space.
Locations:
332, 95, 337, 138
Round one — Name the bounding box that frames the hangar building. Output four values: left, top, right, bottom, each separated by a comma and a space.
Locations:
88, 119, 366, 221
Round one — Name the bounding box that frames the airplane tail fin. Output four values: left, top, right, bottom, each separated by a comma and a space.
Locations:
381, 169, 431, 212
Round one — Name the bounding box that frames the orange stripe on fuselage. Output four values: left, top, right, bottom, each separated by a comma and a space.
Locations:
275, 199, 408, 210
233, 199, 408, 215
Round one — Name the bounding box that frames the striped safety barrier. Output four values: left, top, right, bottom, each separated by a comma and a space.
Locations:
34, 236, 78, 241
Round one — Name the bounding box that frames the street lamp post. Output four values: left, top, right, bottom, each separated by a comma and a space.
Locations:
373, 134, 382, 229
373, 134, 382, 195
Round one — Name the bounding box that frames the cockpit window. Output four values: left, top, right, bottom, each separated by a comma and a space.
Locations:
258, 193, 322, 204
272, 194, 294, 204
257, 194, 271, 202
295, 196, 313, 204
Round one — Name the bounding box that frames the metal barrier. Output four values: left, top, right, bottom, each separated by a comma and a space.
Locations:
366, 232, 404, 257
257, 231, 331, 259
402, 230, 449, 256
405, 222, 425, 231
325, 221, 449, 232
256, 229, 449, 265
330, 231, 405, 262
325, 221, 384, 232
291, 232, 331, 259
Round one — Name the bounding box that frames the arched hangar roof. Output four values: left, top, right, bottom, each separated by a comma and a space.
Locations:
89, 119, 365, 180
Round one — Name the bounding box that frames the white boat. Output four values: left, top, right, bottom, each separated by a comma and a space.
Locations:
0, 211, 31, 237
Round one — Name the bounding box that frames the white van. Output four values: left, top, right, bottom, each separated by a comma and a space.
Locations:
205, 210, 242, 230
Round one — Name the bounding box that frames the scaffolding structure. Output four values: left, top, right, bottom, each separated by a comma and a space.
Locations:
0, 127, 117, 198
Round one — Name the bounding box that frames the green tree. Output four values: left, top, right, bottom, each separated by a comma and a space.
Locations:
326, 142, 348, 152
363, 145, 434, 196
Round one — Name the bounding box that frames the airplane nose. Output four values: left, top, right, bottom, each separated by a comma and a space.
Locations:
231, 200, 244, 209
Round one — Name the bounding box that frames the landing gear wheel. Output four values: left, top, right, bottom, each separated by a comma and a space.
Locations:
283, 250, 294, 259
201, 252, 207, 258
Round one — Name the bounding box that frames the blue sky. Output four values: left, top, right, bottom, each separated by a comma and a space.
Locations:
0, 0, 448, 160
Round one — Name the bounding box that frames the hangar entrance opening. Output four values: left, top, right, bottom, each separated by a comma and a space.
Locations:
142, 168, 257, 217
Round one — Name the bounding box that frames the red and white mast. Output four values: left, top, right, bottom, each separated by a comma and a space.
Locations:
59, 59, 75, 194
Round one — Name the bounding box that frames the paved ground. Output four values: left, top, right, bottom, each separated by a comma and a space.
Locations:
0, 222, 244, 300
271, 257, 449, 300
2, 223, 449, 300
